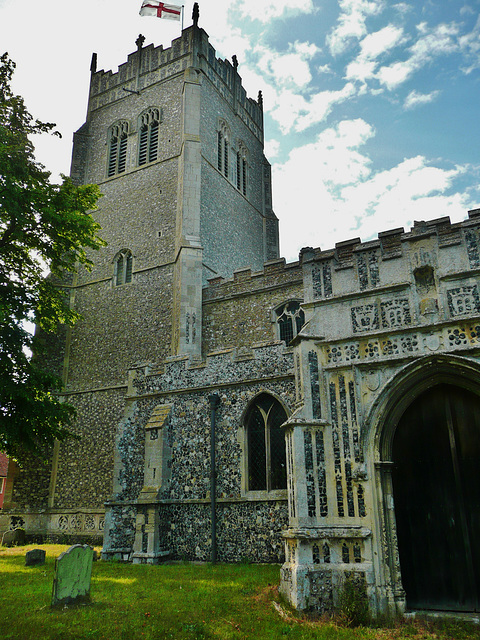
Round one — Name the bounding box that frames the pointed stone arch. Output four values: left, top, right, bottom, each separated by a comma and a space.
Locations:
138, 107, 162, 165
113, 248, 133, 286
365, 353, 480, 460
107, 120, 129, 177
363, 353, 480, 614
217, 119, 231, 178
241, 391, 289, 497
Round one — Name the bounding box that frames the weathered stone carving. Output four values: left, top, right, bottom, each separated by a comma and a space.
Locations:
351, 304, 379, 333
447, 285, 480, 317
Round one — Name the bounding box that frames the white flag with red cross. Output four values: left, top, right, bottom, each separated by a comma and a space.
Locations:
139, 1, 182, 20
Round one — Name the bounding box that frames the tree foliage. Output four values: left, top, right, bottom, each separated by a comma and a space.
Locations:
0, 53, 104, 459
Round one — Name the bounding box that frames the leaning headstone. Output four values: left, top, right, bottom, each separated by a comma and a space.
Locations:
51, 544, 94, 607
25, 549, 46, 566
1, 528, 26, 547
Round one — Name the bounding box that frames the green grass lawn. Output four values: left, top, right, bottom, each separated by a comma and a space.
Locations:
1, 544, 479, 640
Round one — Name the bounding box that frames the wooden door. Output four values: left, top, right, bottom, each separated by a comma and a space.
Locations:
392, 384, 480, 611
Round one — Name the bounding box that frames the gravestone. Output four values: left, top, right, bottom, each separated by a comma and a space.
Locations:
51, 544, 94, 607
25, 549, 46, 566
1, 528, 26, 547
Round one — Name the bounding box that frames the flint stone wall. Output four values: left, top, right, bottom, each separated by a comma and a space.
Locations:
105, 343, 295, 562
203, 259, 303, 354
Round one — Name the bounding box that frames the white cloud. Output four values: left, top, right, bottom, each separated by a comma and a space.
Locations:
265, 139, 280, 158
345, 25, 404, 83
272, 121, 471, 260
318, 64, 333, 74
236, 0, 314, 23
345, 58, 377, 83
377, 22, 459, 90
393, 3, 411, 16
342, 159, 468, 241
269, 83, 356, 133
269, 90, 310, 133
214, 31, 253, 64
404, 89, 440, 109
255, 41, 320, 88
413, 21, 459, 56
273, 119, 374, 255
237, 65, 277, 108
252, 40, 355, 134
377, 59, 416, 89
341, 156, 460, 212
327, 0, 384, 55
360, 25, 404, 59
295, 42, 320, 57
459, 15, 480, 73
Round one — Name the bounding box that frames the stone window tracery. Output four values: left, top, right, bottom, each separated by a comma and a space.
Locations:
236, 143, 247, 195
217, 122, 230, 178
138, 108, 161, 165
107, 121, 129, 177
275, 301, 305, 345
245, 393, 287, 493
114, 249, 133, 286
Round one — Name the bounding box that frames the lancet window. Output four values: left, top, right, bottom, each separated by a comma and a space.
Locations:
114, 249, 133, 286
236, 143, 247, 196
107, 121, 129, 177
245, 393, 287, 493
217, 122, 230, 178
138, 108, 161, 165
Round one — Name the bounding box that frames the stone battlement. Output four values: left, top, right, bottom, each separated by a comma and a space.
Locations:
88, 26, 263, 137
129, 341, 294, 397
301, 212, 480, 268
204, 258, 302, 301
204, 213, 480, 303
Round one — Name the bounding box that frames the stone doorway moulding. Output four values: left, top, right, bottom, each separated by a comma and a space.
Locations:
364, 353, 480, 615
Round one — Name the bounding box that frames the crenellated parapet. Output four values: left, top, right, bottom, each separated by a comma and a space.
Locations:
87, 25, 263, 140
129, 340, 294, 398
204, 258, 303, 302
202, 35, 264, 140
300, 212, 480, 310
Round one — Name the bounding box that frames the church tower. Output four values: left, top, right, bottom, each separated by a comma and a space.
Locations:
2, 11, 279, 539
69, 12, 278, 368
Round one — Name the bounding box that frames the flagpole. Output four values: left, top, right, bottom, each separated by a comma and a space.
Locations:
181, 5, 184, 30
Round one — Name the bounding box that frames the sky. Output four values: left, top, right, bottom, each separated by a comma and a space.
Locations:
1, 0, 480, 262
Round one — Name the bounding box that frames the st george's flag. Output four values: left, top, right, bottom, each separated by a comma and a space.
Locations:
139, 1, 181, 20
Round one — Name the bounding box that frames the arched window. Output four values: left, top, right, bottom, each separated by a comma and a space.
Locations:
114, 249, 133, 286
246, 393, 287, 492
108, 121, 129, 177
236, 143, 247, 195
275, 301, 305, 344
217, 122, 229, 178
138, 108, 161, 165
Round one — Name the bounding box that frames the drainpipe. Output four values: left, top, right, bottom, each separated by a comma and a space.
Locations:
209, 393, 221, 563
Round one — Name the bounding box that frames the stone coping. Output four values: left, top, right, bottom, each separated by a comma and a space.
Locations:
282, 526, 372, 540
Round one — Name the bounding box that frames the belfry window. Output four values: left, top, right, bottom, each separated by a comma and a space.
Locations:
114, 249, 133, 286
217, 123, 229, 178
108, 121, 129, 177
246, 393, 287, 492
138, 108, 161, 165
276, 301, 305, 344
236, 144, 247, 196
